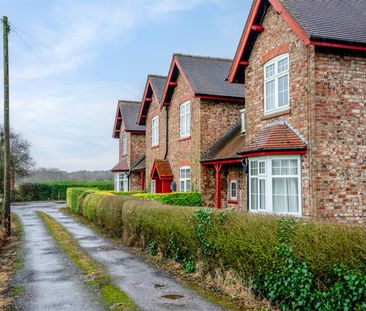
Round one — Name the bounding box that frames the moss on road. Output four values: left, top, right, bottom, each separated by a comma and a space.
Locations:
37, 211, 138, 311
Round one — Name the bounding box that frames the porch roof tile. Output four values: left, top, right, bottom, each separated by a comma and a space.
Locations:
111, 159, 129, 172
238, 123, 307, 155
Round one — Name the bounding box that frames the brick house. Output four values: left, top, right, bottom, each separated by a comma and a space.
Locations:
222, 0, 366, 222
112, 100, 146, 192
137, 54, 245, 206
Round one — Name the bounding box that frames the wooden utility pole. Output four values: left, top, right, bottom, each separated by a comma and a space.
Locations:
3, 16, 10, 237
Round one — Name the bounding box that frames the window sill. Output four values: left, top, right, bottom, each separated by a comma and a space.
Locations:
178, 136, 191, 142
151, 144, 159, 149
228, 200, 238, 204
262, 108, 291, 120
249, 210, 302, 217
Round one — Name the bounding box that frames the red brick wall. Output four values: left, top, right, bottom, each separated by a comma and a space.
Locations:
129, 171, 143, 192
201, 165, 246, 209
165, 74, 201, 192
130, 133, 145, 167
244, 5, 313, 217
199, 100, 242, 207
242, 4, 365, 222
117, 122, 145, 191
145, 92, 166, 192
144, 73, 243, 200
313, 48, 366, 223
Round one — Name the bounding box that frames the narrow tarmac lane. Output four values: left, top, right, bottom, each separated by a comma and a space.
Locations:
12, 202, 102, 311
13, 202, 226, 311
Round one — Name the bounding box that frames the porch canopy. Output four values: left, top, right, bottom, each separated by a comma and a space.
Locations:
111, 159, 129, 172
237, 123, 307, 157
201, 121, 246, 209
150, 160, 173, 193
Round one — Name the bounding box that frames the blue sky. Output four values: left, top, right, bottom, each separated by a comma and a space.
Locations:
0, 0, 251, 171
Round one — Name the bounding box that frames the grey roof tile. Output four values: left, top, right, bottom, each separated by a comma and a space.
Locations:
201, 120, 246, 162
149, 75, 166, 103
281, 0, 366, 46
131, 155, 146, 171
118, 101, 146, 132
175, 54, 244, 99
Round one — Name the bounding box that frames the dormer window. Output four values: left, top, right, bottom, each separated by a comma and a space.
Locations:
122, 132, 127, 155
240, 108, 246, 133
264, 54, 289, 114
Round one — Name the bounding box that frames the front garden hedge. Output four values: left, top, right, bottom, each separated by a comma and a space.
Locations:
67, 189, 366, 310
133, 192, 202, 206
15, 181, 114, 201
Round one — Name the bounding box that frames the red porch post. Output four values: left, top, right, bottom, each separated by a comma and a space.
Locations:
141, 171, 145, 191
214, 163, 223, 209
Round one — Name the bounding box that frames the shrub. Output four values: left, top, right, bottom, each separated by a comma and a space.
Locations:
110, 191, 143, 196
133, 192, 202, 206
67, 188, 97, 213
68, 191, 366, 309
253, 219, 366, 310
15, 181, 114, 201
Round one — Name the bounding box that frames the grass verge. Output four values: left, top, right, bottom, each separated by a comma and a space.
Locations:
60, 207, 269, 311
0, 214, 23, 311
37, 211, 138, 311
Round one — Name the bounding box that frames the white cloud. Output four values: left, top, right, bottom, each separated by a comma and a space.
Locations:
4, 0, 231, 171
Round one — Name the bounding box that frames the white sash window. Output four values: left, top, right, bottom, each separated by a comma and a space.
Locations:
264, 54, 289, 114
180, 101, 191, 138
180, 167, 191, 192
249, 156, 301, 216
151, 116, 159, 146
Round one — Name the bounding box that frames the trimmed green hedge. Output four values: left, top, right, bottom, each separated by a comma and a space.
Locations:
68, 190, 366, 310
15, 181, 114, 201
133, 192, 202, 206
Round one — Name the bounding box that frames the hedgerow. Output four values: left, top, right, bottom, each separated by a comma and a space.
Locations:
15, 181, 114, 201
67, 189, 366, 310
133, 192, 202, 206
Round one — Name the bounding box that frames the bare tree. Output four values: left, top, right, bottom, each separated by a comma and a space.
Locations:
0, 125, 34, 196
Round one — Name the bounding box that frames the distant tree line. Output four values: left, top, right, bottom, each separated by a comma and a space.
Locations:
18, 168, 113, 184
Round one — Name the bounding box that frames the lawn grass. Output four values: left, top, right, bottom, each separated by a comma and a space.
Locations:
37, 211, 138, 311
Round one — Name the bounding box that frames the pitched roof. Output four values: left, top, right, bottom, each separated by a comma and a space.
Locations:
161, 54, 244, 106
119, 101, 146, 132
137, 75, 167, 125
111, 159, 129, 172
150, 75, 166, 102
228, 0, 366, 83
176, 54, 244, 98
131, 155, 146, 172
150, 160, 173, 179
238, 123, 307, 156
201, 121, 246, 163
281, 0, 366, 46
113, 100, 146, 138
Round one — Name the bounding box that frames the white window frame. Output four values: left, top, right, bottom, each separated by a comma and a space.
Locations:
122, 132, 127, 155
249, 155, 302, 216
151, 116, 159, 146
115, 173, 129, 192
264, 53, 290, 115
179, 166, 191, 192
229, 180, 238, 201
240, 108, 246, 133
151, 179, 156, 193
180, 101, 191, 138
